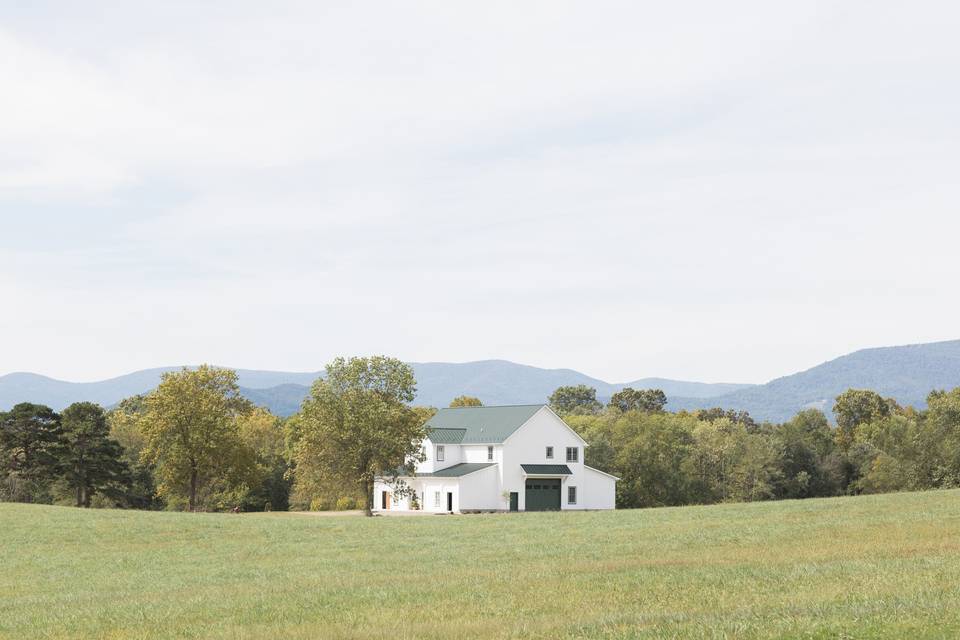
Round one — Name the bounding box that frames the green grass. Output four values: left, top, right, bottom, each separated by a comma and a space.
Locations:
2, 491, 959, 639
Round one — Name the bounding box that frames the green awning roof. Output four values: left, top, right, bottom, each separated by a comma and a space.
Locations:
415, 463, 496, 478
521, 464, 573, 475
424, 405, 544, 444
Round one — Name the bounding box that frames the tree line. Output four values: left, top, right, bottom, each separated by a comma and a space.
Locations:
550, 384, 960, 507
4, 359, 960, 513
0, 359, 424, 514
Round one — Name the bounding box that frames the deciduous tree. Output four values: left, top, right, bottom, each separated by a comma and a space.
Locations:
833, 389, 894, 450
608, 388, 667, 413
139, 366, 257, 511
449, 396, 483, 407
549, 385, 602, 415
291, 356, 425, 516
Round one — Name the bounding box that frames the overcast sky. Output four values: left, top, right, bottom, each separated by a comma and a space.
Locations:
2, 2, 959, 384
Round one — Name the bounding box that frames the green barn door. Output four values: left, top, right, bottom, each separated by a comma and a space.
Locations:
524, 479, 561, 511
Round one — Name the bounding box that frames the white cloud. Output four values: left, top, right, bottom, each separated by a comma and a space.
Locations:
1, 1, 959, 383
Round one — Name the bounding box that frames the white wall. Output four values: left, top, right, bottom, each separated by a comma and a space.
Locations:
458, 466, 502, 510
419, 479, 459, 512
579, 466, 618, 510
501, 407, 587, 511
462, 444, 499, 464
416, 438, 461, 474
372, 477, 460, 512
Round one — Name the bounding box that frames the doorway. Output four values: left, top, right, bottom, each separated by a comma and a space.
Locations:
381, 491, 390, 510
509, 492, 518, 512
446, 492, 453, 512
525, 479, 561, 511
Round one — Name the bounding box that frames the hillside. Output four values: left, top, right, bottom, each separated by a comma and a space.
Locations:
0, 360, 749, 416
3, 490, 959, 639
668, 339, 960, 422
5, 340, 960, 420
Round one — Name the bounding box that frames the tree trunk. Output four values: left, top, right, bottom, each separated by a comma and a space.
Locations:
362, 477, 373, 517
76, 485, 83, 508
189, 468, 198, 511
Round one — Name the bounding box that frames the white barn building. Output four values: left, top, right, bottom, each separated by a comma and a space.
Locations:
373, 404, 618, 513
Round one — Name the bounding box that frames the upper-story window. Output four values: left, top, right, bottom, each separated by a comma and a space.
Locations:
487, 446, 494, 461
436, 445, 445, 462
546, 446, 554, 459
566, 447, 578, 463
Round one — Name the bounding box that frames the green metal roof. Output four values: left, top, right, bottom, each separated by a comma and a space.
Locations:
424, 405, 544, 444
416, 462, 496, 477
521, 464, 573, 475
425, 428, 467, 444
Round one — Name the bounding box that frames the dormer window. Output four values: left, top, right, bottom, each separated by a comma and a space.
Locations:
436, 445, 445, 462
487, 446, 494, 461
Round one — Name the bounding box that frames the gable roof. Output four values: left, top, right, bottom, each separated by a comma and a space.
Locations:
414, 462, 496, 477
427, 428, 467, 444
424, 405, 544, 444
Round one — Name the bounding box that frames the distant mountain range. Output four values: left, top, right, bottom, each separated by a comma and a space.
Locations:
2, 339, 959, 421
666, 339, 960, 422
0, 361, 749, 417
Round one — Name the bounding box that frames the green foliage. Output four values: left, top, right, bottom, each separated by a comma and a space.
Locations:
687, 418, 782, 503
449, 395, 483, 407
108, 395, 164, 510
549, 385, 602, 415
608, 388, 667, 413
832, 389, 895, 450
59, 402, 131, 507
771, 409, 841, 498
692, 407, 758, 429
236, 408, 291, 512
290, 356, 425, 516
0, 403, 63, 502
138, 366, 259, 511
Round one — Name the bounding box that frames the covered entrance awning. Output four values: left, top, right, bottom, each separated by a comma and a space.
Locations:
520, 464, 573, 476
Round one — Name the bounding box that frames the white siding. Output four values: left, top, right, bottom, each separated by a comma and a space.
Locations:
580, 466, 618, 510
458, 466, 502, 510
416, 438, 461, 473
501, 407, 586, 511
419, 479, 459, 512
461, 444, 499, 464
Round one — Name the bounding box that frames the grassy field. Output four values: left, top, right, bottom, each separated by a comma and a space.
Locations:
2, 491, 959, 639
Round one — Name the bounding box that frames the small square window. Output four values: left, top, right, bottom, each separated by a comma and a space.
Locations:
568, 486, 577, 504
436, 445, 445, 462
487, 446, 494, 461
546, 446, 554, 459
566, 447, 578, 463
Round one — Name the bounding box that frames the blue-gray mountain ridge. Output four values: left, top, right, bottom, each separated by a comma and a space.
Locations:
2, 339, 959, 422
0, 361, 749, 417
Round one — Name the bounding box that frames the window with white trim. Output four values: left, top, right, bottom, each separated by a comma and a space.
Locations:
487, 446, 494, 461
546, 446, 554, 459
436, 445, 444, 462
566, 447, 578, 463
434, 491, 441, 507
568, 486, 577, 505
